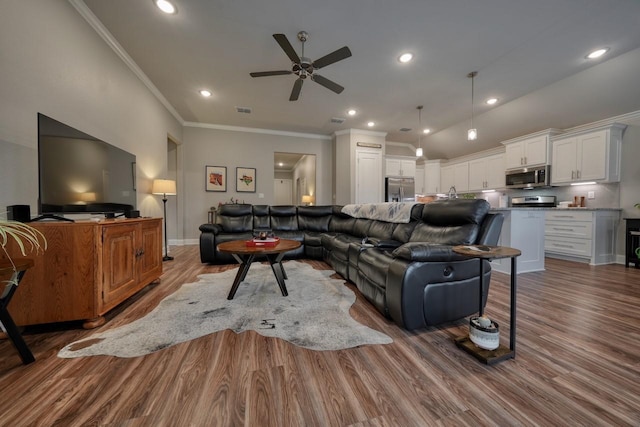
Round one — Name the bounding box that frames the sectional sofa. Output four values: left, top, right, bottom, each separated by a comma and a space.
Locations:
199, 199, 503, 330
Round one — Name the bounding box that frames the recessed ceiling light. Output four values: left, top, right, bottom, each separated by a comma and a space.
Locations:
154, 0, 177, 14
398, 53, 413, 63
486, 98, 498, 105
199, 89, 212, 97
278, 162, 284, 167
367, 121, 375, 127
587, 48, 609, 59
347, 109, 357, 116
423, 129, 431, 134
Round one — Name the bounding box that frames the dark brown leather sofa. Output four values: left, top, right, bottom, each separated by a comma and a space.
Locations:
199, 199, 503, 330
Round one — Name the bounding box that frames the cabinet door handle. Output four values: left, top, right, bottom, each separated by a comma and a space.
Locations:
520, 157, 523, 165
571, 170, 575, 179
553, 227, 575, 231
577, 170, 581, 179
524, 156, 527, 165
552, 243, 574, 248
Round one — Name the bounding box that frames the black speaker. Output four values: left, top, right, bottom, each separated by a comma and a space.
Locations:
7, 205, 31, 222
125, 210, 140, 218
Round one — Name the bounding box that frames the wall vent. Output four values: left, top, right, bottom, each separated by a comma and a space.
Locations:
330, 117, 346, 124
399, 127, 412, 132
235, 106, 252, 114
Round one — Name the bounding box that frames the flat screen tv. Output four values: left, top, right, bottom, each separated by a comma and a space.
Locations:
37, 113, 136, 218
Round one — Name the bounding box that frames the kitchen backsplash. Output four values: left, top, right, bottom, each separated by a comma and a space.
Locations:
482, 183, 619, 209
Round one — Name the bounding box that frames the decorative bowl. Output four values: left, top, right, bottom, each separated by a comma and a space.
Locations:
469, 316, 500, 350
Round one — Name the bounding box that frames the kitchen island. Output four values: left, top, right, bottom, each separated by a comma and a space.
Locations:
490, 208, 545, 274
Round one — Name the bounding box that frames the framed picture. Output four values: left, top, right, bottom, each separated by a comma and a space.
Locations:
236, 167, 256, 193
206, 165, 227, 192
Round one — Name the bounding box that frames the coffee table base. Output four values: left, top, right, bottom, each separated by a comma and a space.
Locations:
227, 252, 289, 300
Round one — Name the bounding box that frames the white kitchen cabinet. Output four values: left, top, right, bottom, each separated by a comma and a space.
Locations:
385, 157, 416, 178
551, 124, 625, 185
415, 165, 424, 194
504, 135, 549, 169
468, 154, 505, 191
453, 162, 469, 192
490, 209, 545, 274
440, 165, 454, 194
545, 209, 620, 265
441, 162, 469, 193
423, 160, 441, 194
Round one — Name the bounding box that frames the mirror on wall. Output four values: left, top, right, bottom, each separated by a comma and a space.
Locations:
274, 152, 316, 205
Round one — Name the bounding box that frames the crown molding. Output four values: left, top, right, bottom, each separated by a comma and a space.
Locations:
561, 110, 640, 134
385, 141, 418, 151
184, 122, 332, 140
69, 0, 184, 125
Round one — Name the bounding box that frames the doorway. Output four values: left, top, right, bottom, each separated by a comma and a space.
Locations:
274, 152, 316, 205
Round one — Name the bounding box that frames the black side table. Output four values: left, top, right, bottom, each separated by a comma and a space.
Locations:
624, 218, 640, 268
452, 245, 521, 365
0, 259, 36, 364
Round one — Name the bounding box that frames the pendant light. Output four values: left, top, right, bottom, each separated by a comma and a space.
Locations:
416, 105, 424, 157
467, 71, 478, 141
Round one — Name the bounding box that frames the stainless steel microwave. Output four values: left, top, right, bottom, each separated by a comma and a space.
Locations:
505, 165, 550, 189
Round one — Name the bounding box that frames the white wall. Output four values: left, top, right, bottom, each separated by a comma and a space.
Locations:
182, 126, 332, 240
0, 1, 182, 230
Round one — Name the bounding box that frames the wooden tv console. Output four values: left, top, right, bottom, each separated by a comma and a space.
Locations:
5, 218, 162, 328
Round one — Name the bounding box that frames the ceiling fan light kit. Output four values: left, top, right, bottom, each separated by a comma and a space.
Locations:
250, 31, 352, 101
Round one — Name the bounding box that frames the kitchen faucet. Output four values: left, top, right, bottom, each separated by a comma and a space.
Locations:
448, 186, 458, 199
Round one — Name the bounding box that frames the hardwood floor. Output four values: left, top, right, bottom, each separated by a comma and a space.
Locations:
1, 246, 639, 426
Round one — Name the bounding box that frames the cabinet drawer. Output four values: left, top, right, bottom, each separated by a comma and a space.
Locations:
545, 236, 592, 257
545, 221, 592, 239
545, 210, 593, 222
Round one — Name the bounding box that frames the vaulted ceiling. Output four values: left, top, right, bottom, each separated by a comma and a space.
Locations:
79, 0, 640, 159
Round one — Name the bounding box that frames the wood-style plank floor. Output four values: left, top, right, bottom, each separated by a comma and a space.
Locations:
1, 245, 639, 426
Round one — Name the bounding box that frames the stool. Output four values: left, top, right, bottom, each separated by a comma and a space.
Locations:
0, 259, 35, 364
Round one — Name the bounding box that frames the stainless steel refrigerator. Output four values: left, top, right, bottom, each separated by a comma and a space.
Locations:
384, 177, 415, 202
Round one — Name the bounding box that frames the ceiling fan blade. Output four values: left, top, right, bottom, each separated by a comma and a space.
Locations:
289, 78, 303, 101
312, 74, 344, 94
250, 70, 293, 77
273, 34, 301, 63
313, 46, 352, 69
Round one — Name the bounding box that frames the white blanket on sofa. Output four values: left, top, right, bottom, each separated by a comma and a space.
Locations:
341, 202, 419, 223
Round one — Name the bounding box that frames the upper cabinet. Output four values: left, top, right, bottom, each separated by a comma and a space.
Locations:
468, 154, 505, 191
551, 124, 626, 185
502, 130, 560, 170
385, 156, 416, 178
423, 160, 442, 194
440, 162, 469, 193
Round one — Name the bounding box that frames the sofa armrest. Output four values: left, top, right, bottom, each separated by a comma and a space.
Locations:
364, 237, 403, 250
199, 223, 222, 234
392, 242, 469, 262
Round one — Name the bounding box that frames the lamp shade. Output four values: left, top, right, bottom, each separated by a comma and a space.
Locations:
302, 195, 312, 204
152, 179, 177, 196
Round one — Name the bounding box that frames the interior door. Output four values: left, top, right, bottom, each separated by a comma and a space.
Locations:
274, 179, 293, 204
356, 149, 382, 203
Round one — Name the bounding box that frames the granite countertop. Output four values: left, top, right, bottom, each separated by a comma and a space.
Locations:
490, 207, 622, 211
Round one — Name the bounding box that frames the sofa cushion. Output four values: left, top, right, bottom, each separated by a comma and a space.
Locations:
298, 205, 332, 232
218, 204, 253, 232
253, 205, 270, 229
366, 220, 396, 240
409, 199, 490, 245
329, 206, 356, 234
270, 205, 299, 231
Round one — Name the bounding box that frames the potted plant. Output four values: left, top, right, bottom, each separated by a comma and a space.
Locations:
0, 219, 46, 283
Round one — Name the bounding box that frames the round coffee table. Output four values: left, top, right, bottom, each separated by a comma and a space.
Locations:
217, 239, 302, 300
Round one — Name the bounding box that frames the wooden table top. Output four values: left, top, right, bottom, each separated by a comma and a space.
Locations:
453, 245, 521, 260
217, 239, 301, 255
0, 258, 35, 275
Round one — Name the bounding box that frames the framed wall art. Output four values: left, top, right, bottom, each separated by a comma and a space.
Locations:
236, 167, 256, 193
206, 165, 227, 192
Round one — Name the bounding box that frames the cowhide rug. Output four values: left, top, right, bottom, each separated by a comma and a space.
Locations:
58, 261, 392, 358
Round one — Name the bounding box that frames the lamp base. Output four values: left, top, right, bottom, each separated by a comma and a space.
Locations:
163, 255, 174, 262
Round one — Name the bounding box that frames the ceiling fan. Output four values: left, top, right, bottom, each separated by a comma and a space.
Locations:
250, 31, 352, 101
